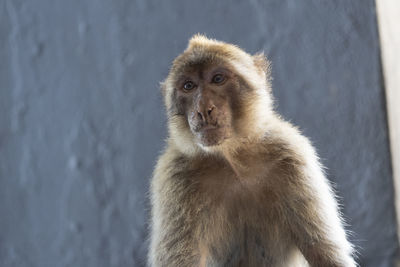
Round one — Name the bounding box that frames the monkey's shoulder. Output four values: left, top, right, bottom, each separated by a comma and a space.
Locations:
261, 119, 322, 167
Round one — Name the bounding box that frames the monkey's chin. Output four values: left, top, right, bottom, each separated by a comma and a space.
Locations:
194, 127, 229, 148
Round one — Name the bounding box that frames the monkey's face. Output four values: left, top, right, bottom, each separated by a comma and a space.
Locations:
163, 35, 273, 153
173, 64, 239, 147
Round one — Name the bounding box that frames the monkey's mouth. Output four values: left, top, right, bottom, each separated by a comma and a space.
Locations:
194, 125, 230, 147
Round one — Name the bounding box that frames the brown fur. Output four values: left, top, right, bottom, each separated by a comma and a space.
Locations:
149, 35, 356, 267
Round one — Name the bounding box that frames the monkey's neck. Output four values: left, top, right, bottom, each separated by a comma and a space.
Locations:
222, 152, 245, 178
220, 140, 265, 180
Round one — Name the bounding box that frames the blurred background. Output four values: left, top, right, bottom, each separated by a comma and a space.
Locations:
0, 0, 399, 266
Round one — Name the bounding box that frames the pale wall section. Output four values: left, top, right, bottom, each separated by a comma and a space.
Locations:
0, 0, 398, 266
377, 0, 400, 248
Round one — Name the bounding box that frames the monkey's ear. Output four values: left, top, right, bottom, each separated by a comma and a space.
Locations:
253, 52, 271, 77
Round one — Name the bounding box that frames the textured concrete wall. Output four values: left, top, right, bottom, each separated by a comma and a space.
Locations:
0, 0, 398, 266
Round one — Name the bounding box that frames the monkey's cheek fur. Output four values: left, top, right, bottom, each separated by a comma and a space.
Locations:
195, 127, 230, 147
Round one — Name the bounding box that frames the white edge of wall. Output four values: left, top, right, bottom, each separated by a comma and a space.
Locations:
376, 0, 400, 253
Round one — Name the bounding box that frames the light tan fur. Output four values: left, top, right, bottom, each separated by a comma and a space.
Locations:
149, 35, 356, 267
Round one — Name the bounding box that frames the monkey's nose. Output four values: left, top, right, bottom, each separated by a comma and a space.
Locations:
197, 105, 216, 123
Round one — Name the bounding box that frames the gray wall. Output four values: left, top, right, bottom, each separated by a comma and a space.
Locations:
0, 0, 398, 266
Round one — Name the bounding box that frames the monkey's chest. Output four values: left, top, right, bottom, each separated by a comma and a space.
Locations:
206, 228, 282, 266
199, 220, 296, 267
196, 180, 293, 266
192, 162, 302, 266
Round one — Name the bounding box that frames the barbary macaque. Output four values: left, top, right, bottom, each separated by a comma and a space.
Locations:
149, 35, 356, 267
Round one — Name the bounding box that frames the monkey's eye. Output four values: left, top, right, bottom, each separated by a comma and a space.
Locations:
212, 74, 225, 84
183, 81, 195, 91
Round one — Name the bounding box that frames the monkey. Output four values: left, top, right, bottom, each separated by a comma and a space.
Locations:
148, 35, 356, 267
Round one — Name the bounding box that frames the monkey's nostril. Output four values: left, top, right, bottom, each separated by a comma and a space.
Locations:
197, 112, 203, 121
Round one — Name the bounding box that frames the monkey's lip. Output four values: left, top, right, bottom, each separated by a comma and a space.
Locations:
198, 124, 219, 132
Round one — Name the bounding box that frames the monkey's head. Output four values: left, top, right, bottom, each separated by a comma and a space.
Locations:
163, 35, 273, 155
